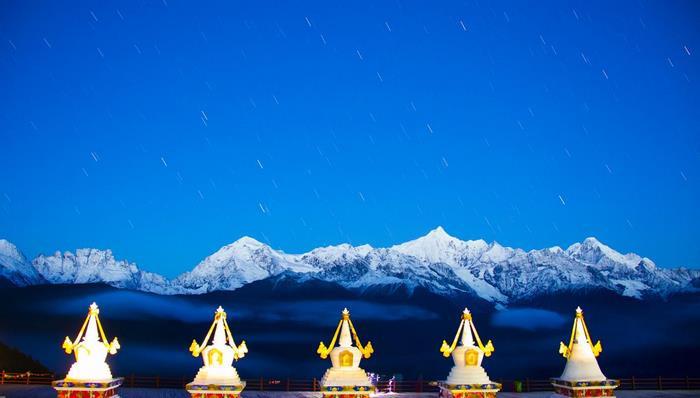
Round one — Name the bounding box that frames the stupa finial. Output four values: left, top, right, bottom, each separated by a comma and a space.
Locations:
462, 307, 472, 321
441, 308, 493, 358
317, 308, 374, 359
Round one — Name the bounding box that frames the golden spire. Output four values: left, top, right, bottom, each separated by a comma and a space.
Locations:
440, 308, 494, 358
62, 302, 120, 356
559, 306, 602, 359
189, 306, 248, 360
317, 308, 374, 359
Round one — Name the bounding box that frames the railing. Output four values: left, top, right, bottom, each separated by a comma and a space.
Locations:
619, 376, 700, 391
0, 372, 54, 385
241, 378, 320, 391
497, 378, 552, 392
1, 372, 699, 392
492, 377, 700, 392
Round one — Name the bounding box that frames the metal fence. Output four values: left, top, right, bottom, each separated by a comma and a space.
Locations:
0, 372, 54, 385
1, 372, 699, 392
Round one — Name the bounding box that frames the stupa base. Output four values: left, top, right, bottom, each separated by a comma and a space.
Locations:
438, 381, 501, 398
550, 378, 619, 398
186, 381, 245, 397
52, 377, 123, 398
320, 384, 376, 398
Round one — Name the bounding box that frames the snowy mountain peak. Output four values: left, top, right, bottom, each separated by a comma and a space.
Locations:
355, 244, 374, 255
0, 239, 44, 286
32, 248, 170, 293
175, 236, 314, 293
392, 226, 488, 267
578, 237, 621, 255
297, 242, 374, 267
227, 236, 268, 249
582, 236, 604, 246
547, 246, 564, 254
480, 241, 516, 263
426, 226, 452, 239
638, 257, 657, 270
567, 237, 642, 268
395, 226, 456, 249
0, 239, 26, 262
217, 237, 271, 256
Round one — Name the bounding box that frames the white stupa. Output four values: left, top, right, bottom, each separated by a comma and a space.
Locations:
440, 308, 496, 386
53, 302, 123, 398
188, 306, 248, 387
317, 308, 375, 394
558, 307, 605, 381
62, 302, 121, 381
551, 307, 618, 398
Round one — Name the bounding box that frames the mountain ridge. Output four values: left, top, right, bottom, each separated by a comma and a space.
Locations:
1, 227, 698, 303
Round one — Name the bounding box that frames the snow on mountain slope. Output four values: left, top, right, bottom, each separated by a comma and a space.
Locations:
296, 243, 373, 265
32, 248, 173, 294
171, 227, 697, 302
0, 239, 45, 286
174, 236, 316, 293
567, 237, 648, 269
2, 228, 698, 302
392, 226, 489, 267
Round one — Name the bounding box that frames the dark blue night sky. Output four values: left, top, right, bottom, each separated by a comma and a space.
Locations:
1, 1, 699, 277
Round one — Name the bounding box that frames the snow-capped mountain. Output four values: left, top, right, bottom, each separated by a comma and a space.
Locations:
174, 237, 315, 293
0, 239, 45, 286
172, 228, 697, 301
32, 248, 174, 294
1, 227, 698, 303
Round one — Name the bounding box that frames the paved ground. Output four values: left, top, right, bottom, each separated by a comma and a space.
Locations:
0, 386, 698, 398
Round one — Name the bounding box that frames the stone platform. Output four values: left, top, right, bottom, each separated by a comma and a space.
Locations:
438, 381, 501, 398
319, 384, 375, 398
550, 378, 619, 398
185, 381, 245, 397
52, 377, 123, 398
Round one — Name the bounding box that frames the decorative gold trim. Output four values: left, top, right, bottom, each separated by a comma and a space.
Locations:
440, 309, 494, 358
317, 318, 343, 359
62, 303, 119, 356
317, 309, 373, 359
190, 307, 247, 360
559, 307, 602, 359
347, 317, 373, 358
